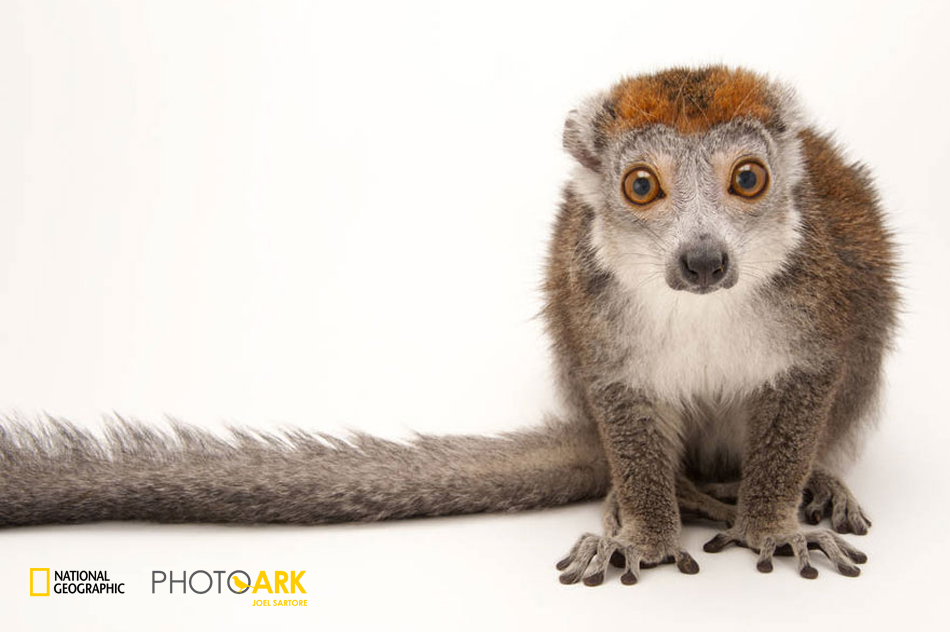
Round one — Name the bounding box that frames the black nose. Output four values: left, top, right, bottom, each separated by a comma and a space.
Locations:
679, 250, 729, 288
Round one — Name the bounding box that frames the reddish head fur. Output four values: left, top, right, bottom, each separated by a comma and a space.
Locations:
606, 66, 781, 135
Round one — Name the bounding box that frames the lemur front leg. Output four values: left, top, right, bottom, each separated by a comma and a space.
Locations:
703, 367, 867, 578
557, 384, 699, 586
597, 479, 734, 570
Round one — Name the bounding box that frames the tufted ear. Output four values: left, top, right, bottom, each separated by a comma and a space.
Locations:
562, 91, 615, 173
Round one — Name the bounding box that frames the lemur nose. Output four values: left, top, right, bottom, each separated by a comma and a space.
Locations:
679, 250, 729, 288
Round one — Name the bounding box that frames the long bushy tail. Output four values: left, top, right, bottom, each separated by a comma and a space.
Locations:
0, 416, 609, 527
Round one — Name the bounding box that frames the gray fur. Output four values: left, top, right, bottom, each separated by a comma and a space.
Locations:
0, 67, 898, 587
0, 416, 607, 526
550, 66, 897, 583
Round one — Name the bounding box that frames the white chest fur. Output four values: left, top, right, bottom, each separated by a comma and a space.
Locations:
618, 285, 793, 466
619, 283, 793, 405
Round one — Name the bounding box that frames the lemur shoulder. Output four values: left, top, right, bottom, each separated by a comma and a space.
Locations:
0, 66, 898, 585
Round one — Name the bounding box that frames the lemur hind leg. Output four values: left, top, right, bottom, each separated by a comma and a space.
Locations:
698, 480, 740, 504
802, 467, 872, 535
676, 475, 736, 526
599, 478, 735, 532
698, 471, 870, 534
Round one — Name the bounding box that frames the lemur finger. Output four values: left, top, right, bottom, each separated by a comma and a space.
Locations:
832, 498, 870, 536
582, 539, 619, 587
556, 532, 594, 570
702, 532, 737, 553
675, 550, 700, 575
756, 537, 777, 573
620, 546, 642, 586
557, 533, 598, 582
831, 499, 850, 534
845, 511, 869, 536
820, 530, 867, 564
790, 534, 818, 579
808, 531, 860, 577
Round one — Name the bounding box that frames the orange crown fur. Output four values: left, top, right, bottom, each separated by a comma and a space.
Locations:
606, 66, 782, 135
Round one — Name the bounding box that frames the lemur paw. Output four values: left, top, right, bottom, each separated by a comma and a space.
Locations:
703, 527, 867, 579
802, 470, 872, 535
556, 532, 699, 586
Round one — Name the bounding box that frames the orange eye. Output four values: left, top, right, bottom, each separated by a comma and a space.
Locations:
730, 159, 769, 199
621, 165, 663, 206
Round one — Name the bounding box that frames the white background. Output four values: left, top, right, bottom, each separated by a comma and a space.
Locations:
1, 0, 948, 629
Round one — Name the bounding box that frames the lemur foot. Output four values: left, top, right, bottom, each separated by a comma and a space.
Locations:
703, 526, 866, 579
556, 491, 698, 586
698, 472, 871, 534
802, 468, 872, 535
556, 532, 699, 586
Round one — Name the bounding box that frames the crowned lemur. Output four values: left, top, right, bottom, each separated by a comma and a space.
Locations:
0, 66, 898, 584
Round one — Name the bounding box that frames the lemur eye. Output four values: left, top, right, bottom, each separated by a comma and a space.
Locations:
621, 165, 663, 206
730, 159, 769, 199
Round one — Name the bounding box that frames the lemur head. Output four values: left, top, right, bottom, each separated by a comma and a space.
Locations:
565, 66, 805, 296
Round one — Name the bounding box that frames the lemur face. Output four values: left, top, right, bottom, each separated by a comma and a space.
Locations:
594, 120, 803, 296
565, 67, 805, 298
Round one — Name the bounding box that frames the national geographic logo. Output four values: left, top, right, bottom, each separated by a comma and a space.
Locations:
152, 570, 307, 607
30, 568, 125, 596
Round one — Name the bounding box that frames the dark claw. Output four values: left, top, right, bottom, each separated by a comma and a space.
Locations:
703, 533, 732, 553
620, 571, 638, 585
556, 557, 573, 571
800, 564, 819, 579
837, 563, 860, 578
756, 558, 773, 573
808, 511, 822, 524
583, 571, 605, 586
676, 553, 700, 574
559, 570, 581, 585
852, 522, 868, 536
850, 551, 868, 565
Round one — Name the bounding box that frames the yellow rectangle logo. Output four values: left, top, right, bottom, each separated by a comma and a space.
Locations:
30, 568, 50, 596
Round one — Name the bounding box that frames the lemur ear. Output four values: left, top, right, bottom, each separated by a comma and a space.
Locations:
563, 91, 615, 173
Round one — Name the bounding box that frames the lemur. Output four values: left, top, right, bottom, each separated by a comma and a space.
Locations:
0, 66, 898, 585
